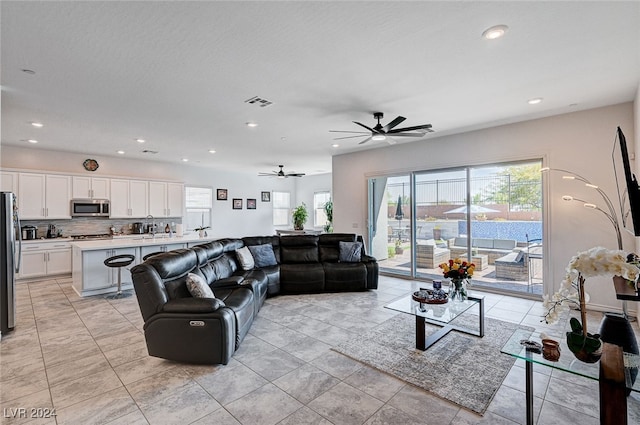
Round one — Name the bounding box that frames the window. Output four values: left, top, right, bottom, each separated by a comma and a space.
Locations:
185, 186, 213, 231
314, 191, 331, 227
272, 191, 291, 226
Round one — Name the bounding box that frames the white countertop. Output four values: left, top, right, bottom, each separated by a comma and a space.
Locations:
22, 237, 73, 244
70, 234, 218, 251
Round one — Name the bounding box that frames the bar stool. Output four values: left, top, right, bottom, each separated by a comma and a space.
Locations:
104, 254, 136, 299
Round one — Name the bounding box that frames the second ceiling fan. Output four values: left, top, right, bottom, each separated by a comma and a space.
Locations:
330, 112, 433, 145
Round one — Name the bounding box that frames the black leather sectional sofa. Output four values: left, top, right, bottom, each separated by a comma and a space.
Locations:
130, 233, 378, 365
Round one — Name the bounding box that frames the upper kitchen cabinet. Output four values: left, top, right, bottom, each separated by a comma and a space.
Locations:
72, 176, 110, 199
148, 182, 184, 218
18, 173, 72, 219
110, 179, 148, 218
1, 171, 18, 193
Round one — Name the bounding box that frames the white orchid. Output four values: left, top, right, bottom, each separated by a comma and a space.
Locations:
543, 247, 639, 324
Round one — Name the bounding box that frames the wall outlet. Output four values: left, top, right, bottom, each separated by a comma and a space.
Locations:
128, 223, 132, 229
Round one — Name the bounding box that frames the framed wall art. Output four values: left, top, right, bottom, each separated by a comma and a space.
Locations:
232, 198, 243, 209
261, 191, 271, 202
247, 199, 257, 209
217, 189, 228, 200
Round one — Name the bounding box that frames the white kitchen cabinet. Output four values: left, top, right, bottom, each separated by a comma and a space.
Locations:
74, 247, 138, 295
18, 173, 71, 219
140, 243, 186, 260
1, 171, 18, 193
72, 176, 110, 199
148, 182, 184, 218
18, 241, 72, 279
110, 179, 148, 218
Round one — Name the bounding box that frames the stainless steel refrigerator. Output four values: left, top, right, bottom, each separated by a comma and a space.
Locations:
1, 192, 21, 337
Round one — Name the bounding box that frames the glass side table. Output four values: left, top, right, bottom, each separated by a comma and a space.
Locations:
501, 328, 640, 425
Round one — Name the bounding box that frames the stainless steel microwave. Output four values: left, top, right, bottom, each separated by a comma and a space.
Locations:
70, 199, 110, 217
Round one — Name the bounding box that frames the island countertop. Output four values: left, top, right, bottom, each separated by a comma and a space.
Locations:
70, 233, 218, 251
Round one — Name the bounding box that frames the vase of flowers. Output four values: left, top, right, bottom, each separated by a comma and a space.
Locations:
543, 247, 639, 363
439, 258, 475, 301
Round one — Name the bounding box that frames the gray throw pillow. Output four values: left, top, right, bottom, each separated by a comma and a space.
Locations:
186, 273, 215, 299
236, 246, 255, 270
339, 241, 362, 262
248, 243, 278, 267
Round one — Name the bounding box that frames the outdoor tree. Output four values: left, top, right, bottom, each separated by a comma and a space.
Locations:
485, 164, 542, 210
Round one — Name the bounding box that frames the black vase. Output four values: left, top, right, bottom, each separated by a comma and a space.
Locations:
598, 312, 639, 394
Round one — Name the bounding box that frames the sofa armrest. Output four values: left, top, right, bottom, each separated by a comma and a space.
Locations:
361, 254, 377, 263
161, 298, 226, 314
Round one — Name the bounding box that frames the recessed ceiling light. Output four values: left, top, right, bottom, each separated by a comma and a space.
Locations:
482, 25, 508, 40
135, 138, 145, 143
182, 158, 189, 162
332, 144, 339, 148
30, 122, 43, 128
246, 122, 258, 128
208, 149, 216, 154
26, 139, 38, 144
528, 98, 543, 105
117, 150, 125, 154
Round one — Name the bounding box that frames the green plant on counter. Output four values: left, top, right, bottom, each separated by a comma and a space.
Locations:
292, 202, 308, 230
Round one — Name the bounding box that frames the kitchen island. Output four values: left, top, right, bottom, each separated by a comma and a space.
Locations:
71, 233, 217, 297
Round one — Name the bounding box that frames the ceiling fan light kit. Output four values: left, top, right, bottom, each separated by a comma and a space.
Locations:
330, 112, 433, 145
258, 165, 305, 178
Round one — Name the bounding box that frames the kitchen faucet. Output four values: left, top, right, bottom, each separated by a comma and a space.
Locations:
146, 215, 155, 236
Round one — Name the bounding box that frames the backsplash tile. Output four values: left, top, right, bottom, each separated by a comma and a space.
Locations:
20, 217, 182, 239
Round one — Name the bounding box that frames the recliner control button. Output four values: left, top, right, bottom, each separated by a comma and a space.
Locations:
189, 321, 205, 327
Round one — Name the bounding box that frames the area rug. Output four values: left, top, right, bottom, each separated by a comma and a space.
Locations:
332, 313, 534, 415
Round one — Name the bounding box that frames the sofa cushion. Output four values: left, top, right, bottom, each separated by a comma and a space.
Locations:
236, 246, 255, 270
318, 233, 357, 262
248, 243, 278, 267
474, 238, 494, 249
186, 273, 215, 299
339, 241, 363, 263
280, 235, 319, 263
494, 239, 517, 250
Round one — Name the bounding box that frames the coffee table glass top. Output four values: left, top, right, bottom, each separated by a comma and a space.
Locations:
501, 327, 640, 392
385, 294, 480, 325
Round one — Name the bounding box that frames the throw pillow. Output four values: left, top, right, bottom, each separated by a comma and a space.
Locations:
248, 243, 278, 267
236, 246, 255, 270
339, 241, 363, 263
186, 273, 215, 299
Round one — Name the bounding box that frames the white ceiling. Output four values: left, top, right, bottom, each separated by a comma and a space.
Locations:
1, 1, 639, 176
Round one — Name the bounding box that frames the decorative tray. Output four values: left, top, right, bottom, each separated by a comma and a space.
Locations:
412, 289, 448, 304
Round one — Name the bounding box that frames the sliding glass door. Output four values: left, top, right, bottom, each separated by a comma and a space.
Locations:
368, 159, 543, 297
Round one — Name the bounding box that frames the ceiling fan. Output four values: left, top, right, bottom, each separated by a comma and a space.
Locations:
330, 112, 433, 145
258, 165, 305, 178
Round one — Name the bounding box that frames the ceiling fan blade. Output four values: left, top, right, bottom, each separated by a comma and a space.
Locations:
286, 173, 305, 177
329, 130, 370, 134
358, 136, 373, 145
258, 173, 276, 176
353, 121, 378, 133
385, 132, 428, 137
333, 134, 372, 140
387, 124, 433, 133
382, 116, 406, 132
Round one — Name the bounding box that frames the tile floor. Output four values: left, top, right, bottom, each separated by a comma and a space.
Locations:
1, 275, 639, 425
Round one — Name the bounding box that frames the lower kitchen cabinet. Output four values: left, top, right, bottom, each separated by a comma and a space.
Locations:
72, 247, 139, 296
18, 242, 72, 279
140, 243, 186, 259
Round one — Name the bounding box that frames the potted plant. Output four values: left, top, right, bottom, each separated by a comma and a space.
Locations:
432, 225, 442, 240
323, 200, 333, 233
395, 239, 404, 255
292, 202, 308, 230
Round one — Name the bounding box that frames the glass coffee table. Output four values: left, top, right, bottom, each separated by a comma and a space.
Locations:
385, 292, 485, 350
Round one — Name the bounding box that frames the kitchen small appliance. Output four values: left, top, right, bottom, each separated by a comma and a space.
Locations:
132, 222, 144, 234
47, 224, 57, 238
22, 225, 37, 240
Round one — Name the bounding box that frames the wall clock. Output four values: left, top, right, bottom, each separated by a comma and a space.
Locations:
83, 159, 99, 172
